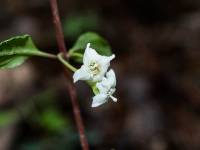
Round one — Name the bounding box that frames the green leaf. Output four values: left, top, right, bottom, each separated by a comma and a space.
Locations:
0, 35, 56, 69
39, 108, 67, 133
0, 110, 18, 127
69, 32, 112, 63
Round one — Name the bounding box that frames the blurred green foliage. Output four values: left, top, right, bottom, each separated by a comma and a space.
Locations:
36, 108, 68, 133
0, 110, 18, 127
64, 13, 100, 39
25, 89, 71, 133
0, 62, 102, 149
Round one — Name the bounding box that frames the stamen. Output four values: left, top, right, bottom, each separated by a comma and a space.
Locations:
110, 95, 117, 102
89, 62, 100, 76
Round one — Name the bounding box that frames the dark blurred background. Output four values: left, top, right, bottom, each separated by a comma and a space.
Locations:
0, 0, 200, 150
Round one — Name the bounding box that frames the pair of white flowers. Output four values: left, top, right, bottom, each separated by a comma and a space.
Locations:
73, 43, 117, 107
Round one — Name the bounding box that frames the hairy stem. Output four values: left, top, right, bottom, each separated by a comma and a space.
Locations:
50, 0, 89, 150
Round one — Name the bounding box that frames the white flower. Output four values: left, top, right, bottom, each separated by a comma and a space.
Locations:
73, 43, 115, 82
92, 69, 117, 107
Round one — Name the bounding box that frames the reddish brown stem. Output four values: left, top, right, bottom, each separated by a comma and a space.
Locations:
50, 0, 89, 149
65, 70, 89, 150
50, 0, 68, 57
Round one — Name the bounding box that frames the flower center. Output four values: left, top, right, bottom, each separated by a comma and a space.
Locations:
89, 62, 100, 77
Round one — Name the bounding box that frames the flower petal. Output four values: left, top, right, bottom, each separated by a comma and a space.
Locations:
91, 94, 108, 107
95, 54, 115, 80
106, 69, 116, 87
73, 66, 90, 83
98, 54, 115, 68
97, 69, 116, 90
96, 80, 109, 94
92, 72, 105, 82
96, 69, 117, 93
83, 43, 100, 65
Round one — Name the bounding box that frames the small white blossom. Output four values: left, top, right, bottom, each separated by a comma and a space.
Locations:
73, 43, 115, 82
92, 69, 117, 107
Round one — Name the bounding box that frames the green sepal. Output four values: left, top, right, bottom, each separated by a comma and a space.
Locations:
87, 81, 99, 95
